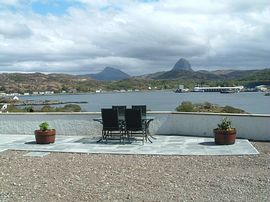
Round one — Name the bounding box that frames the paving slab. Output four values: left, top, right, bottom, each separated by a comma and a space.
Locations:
0, 134, 259, 156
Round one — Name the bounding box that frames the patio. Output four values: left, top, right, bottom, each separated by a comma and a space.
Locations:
0, 134, 259, 156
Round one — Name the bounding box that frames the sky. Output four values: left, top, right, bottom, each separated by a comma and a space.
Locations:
0, 0, 269, 75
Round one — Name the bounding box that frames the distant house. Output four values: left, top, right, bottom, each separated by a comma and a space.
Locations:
12, 96, 19, 101
1, 103, 8, 112
45, 91, 54, 95
255, 85, 268, 92
69, 89, 77, 94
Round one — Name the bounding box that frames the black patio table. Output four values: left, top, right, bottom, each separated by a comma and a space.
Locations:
93, 116, 155, 143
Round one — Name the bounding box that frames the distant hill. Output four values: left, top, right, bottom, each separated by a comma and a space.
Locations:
86, 67, 130, 81
0, 73, 100, 93
147, 68, 265, 81
140, 58, 267, 81
153, 70, 221, 80
0, 57, 269, 94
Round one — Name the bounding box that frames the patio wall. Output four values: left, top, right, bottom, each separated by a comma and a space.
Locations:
0, 112, 269, 141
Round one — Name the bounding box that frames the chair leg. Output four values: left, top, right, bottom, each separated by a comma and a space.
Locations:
122, 130, 127, 144
127, 131, 131, 143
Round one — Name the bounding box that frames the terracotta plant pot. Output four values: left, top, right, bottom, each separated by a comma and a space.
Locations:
213, 128, 236, 145
34, 129, 56, 144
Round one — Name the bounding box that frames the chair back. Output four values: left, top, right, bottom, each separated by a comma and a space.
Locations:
125, 108, 143, 131
101, 108, 119, 130
112, 105, 126, 118
132, 105, 146, 116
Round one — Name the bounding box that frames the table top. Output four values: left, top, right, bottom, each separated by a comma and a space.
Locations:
93, 116, 155, 122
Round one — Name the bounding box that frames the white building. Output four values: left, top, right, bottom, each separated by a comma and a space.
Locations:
45, 91, 54, 95
193, 86, 244, 92
12, 96, 19, 101
255, 85, 268, 92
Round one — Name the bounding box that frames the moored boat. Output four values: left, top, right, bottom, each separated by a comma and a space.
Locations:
220, 90, 238, 94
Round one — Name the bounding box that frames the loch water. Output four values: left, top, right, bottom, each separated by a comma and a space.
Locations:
20, 91, 270, 114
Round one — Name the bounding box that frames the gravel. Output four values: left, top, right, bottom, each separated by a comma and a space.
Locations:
0, 142, 269, 202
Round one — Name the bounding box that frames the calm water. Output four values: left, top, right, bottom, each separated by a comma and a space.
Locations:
20, 91, 270, 114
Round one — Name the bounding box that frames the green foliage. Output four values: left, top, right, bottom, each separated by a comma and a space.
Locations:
203, 102, 212, 110
221, 105, 246, 113
8, 74, 25, 82
41, 105, 55, 112
24, 106, 34, 112
239, 69, 270, 81
217, 118, 232, 130
7, 104, 82, 112
39, 122, 50, 131
56, 104, 81, 112
176, 101, 195, 112
176, 101, 247, 114
7, 105, 25, 112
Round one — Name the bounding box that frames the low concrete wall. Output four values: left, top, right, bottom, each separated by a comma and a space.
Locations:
150, 112, 270, 141
0, 112, 269, 141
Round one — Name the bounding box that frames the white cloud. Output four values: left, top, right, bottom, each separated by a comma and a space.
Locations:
0, 23, 32, 38
0, 0, 269, 75
0, 0, 20, 5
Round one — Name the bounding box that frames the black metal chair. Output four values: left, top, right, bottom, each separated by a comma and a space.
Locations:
132, 105, 148, 139
125, 108, 147, 144
112, 105, 126, 118
132, 105, 147, 117
101, 108, 124, 143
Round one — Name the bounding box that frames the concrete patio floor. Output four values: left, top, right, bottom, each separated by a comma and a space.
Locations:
0, 134, 259, 156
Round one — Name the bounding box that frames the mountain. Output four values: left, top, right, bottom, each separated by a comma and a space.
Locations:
172, 58, 193, 71
0, 68, 269, 94
148, 68, 265, 81
145, 58, 199, 80
86, 67, 130, 81
140, 58, 268, 81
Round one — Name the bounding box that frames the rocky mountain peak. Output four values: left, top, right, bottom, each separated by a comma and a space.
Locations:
172, 58, 193, 71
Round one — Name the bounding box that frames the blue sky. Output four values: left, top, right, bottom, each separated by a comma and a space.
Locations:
0, 0, 269, 75
31, 0, 82, 16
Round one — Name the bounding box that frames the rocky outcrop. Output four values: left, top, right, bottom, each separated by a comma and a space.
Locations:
172, 58, 193, 71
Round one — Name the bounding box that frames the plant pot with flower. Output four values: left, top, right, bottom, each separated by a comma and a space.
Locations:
213, 117, 236, 145
34, 122, 56, 144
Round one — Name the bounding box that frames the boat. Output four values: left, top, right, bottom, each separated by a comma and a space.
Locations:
175, 88, 189, 93
175, 89, 183, 93
220, 90, 238, 94
265, 92, 270, 96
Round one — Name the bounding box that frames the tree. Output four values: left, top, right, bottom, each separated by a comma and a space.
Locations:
176, 101, 194, 112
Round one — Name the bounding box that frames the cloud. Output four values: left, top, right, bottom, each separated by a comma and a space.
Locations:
0, 0, 270, 75
0, 0, 20, 5
0, 23, 32, 38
